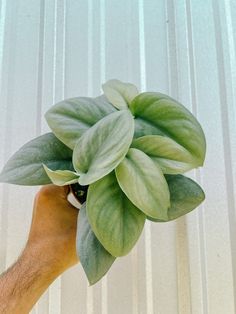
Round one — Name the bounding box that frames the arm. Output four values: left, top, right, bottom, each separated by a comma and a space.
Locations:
0, 185, 79, 314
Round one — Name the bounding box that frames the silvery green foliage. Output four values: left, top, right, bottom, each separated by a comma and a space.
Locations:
0, 133, 73, 185
77, 202, 116, 285
0, 79, 206, 285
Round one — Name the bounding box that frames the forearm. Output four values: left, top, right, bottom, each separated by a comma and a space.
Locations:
0, 186, 79, 313
0, 242, 64, 314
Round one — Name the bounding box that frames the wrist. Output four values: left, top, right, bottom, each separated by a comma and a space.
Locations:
24, 240, 65, 277
26, 236, 79, 275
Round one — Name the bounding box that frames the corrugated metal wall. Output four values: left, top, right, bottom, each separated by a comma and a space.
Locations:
0, 0, 235, 313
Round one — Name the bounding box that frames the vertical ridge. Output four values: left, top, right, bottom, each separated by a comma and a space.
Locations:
86, 1, 94, 313
176, 219, 192, 314
212, 1, 236, 311
0, 0, 7, 274
52, 0, 58, 103
34, 2, 45, 312
100, 0, 106, 84
165, 0, 178, 97
87, 0, 93, 96
131, 247, 138, 314
0, 0, 6, 86
127, 3, 139, 313
138, 1, 154, 314
185, 1, 209, 313
35, 0, 45, 136
48, 0, 61, 312
224, 1, 236, 104
100, 2, 108, 314
138, 0, 146, 91
62, 0, 66, 100
166, 0, 192, 313
59, 1, 67, 312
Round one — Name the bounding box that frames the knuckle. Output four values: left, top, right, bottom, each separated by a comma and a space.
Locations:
36, 185, 54, 200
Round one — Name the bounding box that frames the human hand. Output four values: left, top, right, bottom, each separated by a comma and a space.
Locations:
27, 184, 80, 273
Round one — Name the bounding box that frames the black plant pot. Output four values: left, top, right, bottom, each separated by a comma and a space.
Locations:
70, 183, 88, 205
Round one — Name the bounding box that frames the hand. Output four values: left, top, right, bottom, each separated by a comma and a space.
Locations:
28, 185, 79, 271
0, 185, 79, 314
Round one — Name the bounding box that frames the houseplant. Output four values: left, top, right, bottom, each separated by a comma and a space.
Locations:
0, 79, 206, 285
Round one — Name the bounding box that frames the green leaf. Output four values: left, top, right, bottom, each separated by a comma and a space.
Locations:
148, 174, 205, 222
77, 202, 116, 285
45, 95, 116, 149
102, 79, 139, 110
131, 92, 206, 166
87, 172, 145, 257
115, 148, 170, 220
0, 133, 73, 185
73, 110, 134, 186
131, 135, 198, 174
43, 164, 79, 186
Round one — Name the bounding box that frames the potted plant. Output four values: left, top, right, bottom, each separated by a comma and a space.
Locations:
0, 79, 206, 285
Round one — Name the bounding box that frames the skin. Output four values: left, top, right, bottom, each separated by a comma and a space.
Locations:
0, 185, 79, 314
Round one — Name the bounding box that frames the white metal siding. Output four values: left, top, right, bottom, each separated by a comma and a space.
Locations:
0, 1, 235, 313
